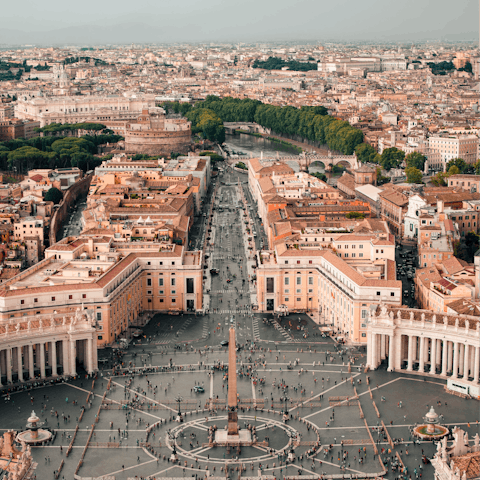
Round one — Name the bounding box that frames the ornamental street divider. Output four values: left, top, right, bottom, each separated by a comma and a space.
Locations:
381, 420, 394, 449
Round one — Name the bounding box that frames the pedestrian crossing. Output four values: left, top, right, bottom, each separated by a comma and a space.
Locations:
252, 317, 260, 341
273, 320, 294, 341
211, 290, 248, 294
216, 309, 251, 314
176, 318, 191, 336
202, 319, 208, 339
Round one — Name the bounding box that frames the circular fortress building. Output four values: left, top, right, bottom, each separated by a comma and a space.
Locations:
125, 107, 192, 156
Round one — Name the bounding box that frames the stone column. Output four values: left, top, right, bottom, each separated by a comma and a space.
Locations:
430, 337, 437, 375
452, 342, 459, 379
441, 340, 448, 377
474, 346, 480, 384
6, 348, 12, 383
388, 334, 394, 372
28, 345, 34, 380
86, 339, 93, 374
380, 334, 386, 360
436, 339, 442, 366
51, 341, 57, 377
39, 343, 45, 379
17, 346, 23, 383
62, 340, 69, 376
419, 337, 425, 373
70, 340, 76, 376
463, 344, 469, 380
370, 333, 377, 369
92, 337, 98, 372
407, 335, 414, 371
448, 341, 453, 373
459, 344, 465, 376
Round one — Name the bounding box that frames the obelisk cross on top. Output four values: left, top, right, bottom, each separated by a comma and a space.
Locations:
227, 327, 238, 435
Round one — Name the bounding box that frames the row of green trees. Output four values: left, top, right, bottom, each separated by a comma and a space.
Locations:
0, 133, 123, 173
35, 122, 111, 134
195, 96, 362, 155
252, 57, 318, 71
162, 96, 364, 154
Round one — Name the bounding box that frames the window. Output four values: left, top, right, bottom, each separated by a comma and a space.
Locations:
284, 277, 290, 285
351, 253, 356, 258
361, 323, 366, 328
344, 253, 348, 258
51, 297, 55, 301
297, 298, 301, 302
69, 295, 72, 300
21, 300, 24, 305
309, 260, 312, 264
159, 290, 164, 294
186, 278, 194, 294
362, 333, 366, 338
171, 278, 176, 287
359, 253, 363, 258
296, 289, 301, 294
159, 278, 164, 287
147, 290, 152, 295
266, 278, 274, 293
172, 298, 176, 303
83, 294, 86, 299
285, 260, 288, 264
171, 290, 176, 295
96, 312, 102, 321
284, 297, 289, 302
390, 292, 395, 297
296, 277, 301, 285
308, 277, 313, 285
297, 260, 300, 265
147, 278, 152, 286
34, 298, 38, 303
160, 298, 164, 303
359, 244, 363, 249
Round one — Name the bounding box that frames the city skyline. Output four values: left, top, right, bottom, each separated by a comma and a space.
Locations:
0, 0, 478, 46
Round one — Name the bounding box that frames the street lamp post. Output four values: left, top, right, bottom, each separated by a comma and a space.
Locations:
175, 395, 183, 423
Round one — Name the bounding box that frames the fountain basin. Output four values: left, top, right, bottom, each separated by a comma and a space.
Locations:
413, 424, 449, 440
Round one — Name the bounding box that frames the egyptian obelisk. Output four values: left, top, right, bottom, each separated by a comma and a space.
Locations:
227, 327, 238, 435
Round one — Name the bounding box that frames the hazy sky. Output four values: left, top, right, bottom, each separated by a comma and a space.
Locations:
0, 0, 478, 45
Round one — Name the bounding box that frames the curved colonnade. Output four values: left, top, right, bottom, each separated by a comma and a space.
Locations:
367, 306, 480, 396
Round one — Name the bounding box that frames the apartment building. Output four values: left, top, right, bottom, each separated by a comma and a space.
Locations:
428, 135, 479, 171
448, 174, 480, 192
0, 235, 203, 346
256, 238, 401, 344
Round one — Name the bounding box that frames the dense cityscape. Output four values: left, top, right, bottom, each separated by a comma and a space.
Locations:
0, 3, 479, 479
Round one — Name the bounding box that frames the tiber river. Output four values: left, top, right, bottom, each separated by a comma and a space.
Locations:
223, 133, 327, 175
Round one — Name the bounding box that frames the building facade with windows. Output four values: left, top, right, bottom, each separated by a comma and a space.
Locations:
0, 235, 203, 348
256, 242, 402, 344
428, 135, 479, 171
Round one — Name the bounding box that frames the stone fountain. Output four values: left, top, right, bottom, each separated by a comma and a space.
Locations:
413, 407, 449, 440
16, 411, 52, 445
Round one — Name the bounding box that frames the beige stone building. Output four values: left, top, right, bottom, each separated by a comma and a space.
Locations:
0, 235, 203, 348
256, 238, 402, 344
15, 94, 155, 127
